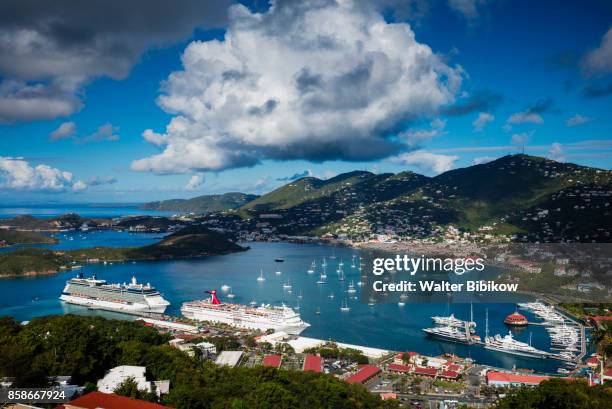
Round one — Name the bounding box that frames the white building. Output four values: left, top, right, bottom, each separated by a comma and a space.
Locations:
97, 366, 151, 394
215, 351, 243, 367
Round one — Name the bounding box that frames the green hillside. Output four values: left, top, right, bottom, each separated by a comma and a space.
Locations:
200, 155, 611, 242
141, 192, 258, 213
0, 230, 58, 246
0, 226, 246, 277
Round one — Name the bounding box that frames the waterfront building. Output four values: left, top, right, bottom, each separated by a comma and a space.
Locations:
414, 366, 437, 377
387, 363, 412, 374
346, 365, 381, 384
486, 371, 550, 387
504, 312, 528, 326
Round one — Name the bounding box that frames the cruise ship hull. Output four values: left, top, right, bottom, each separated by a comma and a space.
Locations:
181, 305, 310, 335
60, 294, 168, 314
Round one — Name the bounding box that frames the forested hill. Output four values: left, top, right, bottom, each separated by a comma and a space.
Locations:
140, 192, 259, 213
207, 154, 611, 242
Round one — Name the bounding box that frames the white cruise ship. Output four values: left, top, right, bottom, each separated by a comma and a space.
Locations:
484, 331, 548, 358
181, 290, 310, 334
60, 273, 170, 314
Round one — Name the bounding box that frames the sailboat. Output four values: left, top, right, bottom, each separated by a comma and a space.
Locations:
307, 260, 315, 274
227, 287, 236, 299
320, 265, 327, 279
275, 269, 282, 275
338, 267, 345, 281
329, 251, 336, 260
315, 307, 321, 315
347, 280, 356, 293
329, 292, 335, 299
340, 299, 350, 312
351, 255, 356, 268
257, 270, 266, 282
316, 271, 326, 284
339, 257, 344, 267
283, 279, 292, 290
298, 290, 303, 299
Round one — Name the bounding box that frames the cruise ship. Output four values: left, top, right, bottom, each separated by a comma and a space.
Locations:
60, 274, 170, 314
422, 326, 480, 344
484, 332, 549, 359
181, 290, 310, 334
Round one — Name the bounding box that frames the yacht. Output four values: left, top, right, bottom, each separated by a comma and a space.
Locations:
340, 300, 350, 312
257, 270, 266, 282
484, 332, 548, 358
347, 281, 356, 294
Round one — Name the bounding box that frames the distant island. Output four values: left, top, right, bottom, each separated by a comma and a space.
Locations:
140, 192, 259, 213
0, 229, 58, 247
0, 226, 246, 278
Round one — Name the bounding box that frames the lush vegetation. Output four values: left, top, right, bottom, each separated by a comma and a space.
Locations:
0, 229, 58, 246
0, 225, 246, 277
0, 315, 396, 409
141, 192, 259, 213
495, 379, 612, 409
0, 248, 70, 277
304, 342, 369, 365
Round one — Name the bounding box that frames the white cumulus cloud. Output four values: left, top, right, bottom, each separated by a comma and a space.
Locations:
185, 173, 205, 190
133, 0, 463, 174
472, 112, 494, 131
507, 112, 543, 125
0, 157, 85, 191
390, 150, 459, 174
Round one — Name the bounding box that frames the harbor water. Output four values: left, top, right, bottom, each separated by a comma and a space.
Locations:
0, 233, 580, 373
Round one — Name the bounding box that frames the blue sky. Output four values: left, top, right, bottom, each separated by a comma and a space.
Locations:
0, 0, 611, 203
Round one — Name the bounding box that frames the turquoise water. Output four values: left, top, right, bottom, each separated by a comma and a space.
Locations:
0, 236, 572, 373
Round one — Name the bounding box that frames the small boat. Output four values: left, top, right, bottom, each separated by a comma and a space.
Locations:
298, 291, 303, 299
320, 265, 327, 279
340, 300, 350, 312
221, 284, 231, 292
316, 274, 326, 284
347, 281, 356, 293
307, 260, 316, 274
249, 300, 257, 307
329, 293, 335, 299
398, 302, 405, 307
227, 288, 236, 299
315, 307, 321, 315
275, 258, 285, 262
275, 270, 282, 275
283, 280, 292, 290
257, 270, 266, 282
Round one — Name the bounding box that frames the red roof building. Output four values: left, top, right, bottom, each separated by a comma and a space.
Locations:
586, 356, 600, 367
414, 366, 437, 377
346, 365, 381, 384
303, 354, 323, 373
445, 363, 461, 372
380, 392, 397, 400
387, 363, 412, 374
486, 371, 550, 387
56, 392, 173, 409
262, 354, 282, 368
504, 312, 528, 326
439, 370, 460, 379
393, 351, 418, 364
